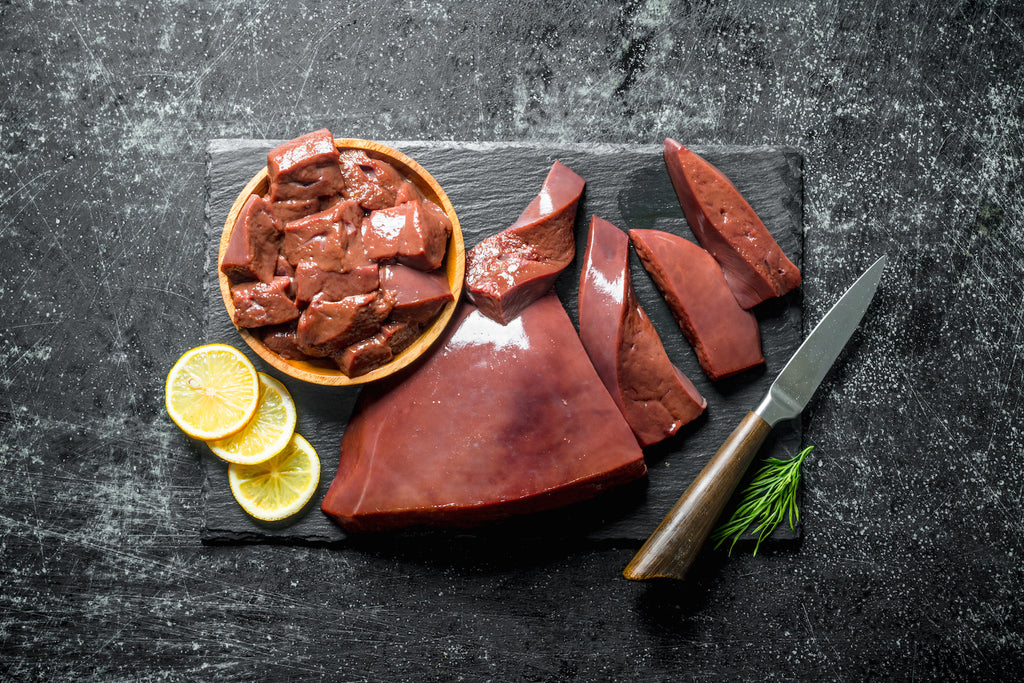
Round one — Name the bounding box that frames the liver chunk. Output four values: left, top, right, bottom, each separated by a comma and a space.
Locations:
282, 200, 364, 271
321, 293, 646, 532
259, 323, 312, 361
579, 217, 706, 446
629, 229, 764, 381
334, 334, 393, 377
230, 277, 300, 328
465, 161, 585, 325
267, 129, 345, 203
296, 291, 395, 357
338, 149, 420, 210
220, 194, 283, 284
295, 262, 379, 307
379, 264, 453, 324
268, 198, 321, 225
362, 198, 452, 271
663, 139, 801, 309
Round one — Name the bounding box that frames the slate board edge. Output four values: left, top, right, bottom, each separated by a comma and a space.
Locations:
200, 140, 805, 548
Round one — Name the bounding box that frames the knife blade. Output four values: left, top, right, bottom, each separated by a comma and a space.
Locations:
623, 255, 887, 581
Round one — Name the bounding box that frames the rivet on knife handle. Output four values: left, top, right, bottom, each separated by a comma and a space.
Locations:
623, 411, 771, 581
624, 255, 887, 582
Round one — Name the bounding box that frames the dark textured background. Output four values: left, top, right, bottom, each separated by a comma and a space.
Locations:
2, 1, 1022, 680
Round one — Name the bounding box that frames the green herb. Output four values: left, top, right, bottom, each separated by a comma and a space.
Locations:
711, 446, 813, 556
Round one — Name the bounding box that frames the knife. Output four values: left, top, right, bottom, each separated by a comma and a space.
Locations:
623, 255, 887, 581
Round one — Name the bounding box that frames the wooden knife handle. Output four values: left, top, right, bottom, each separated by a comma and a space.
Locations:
623, 411, 772, 581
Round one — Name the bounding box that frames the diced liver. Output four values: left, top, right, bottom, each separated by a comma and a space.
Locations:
362, 198, 452, 271
230, 277, 300, 328
220, 194, 283, 284
338, 149, 417, 210
379, 264, 452, 324
378, 321, 420, 354
629, 229, 764, 381
663, 138, 801, 309
267, 129, 345, 203
274, 256, 296, 297
320, 293, 646, 532
295, 291, 395, 357
282, 200, 364, 271
259, 323, 313, 361
465, 161, 585, 325
579, 217, 706, 446
268, 198, 321, 225
334, 334, 393, 377
295, 262, 379, 307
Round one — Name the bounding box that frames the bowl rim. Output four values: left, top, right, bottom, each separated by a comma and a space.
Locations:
217, 137, 465, 386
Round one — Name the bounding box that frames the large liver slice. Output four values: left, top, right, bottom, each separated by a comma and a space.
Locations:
663, 139, 801, 309
578, 217, 706, 446
629, 229, 763, 381
464, 161, 585, 324
321, 293, 646, 532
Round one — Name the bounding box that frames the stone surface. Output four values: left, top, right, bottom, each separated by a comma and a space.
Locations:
203, 139, 802, 543
2, 1, 1023, 680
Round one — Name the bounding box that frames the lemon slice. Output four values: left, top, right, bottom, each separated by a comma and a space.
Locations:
228, 434, 320, 521
165, 344, 260, 441
207, 373, 297, 465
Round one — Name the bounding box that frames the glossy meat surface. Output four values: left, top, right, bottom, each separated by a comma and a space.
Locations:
663, 139, 801, 309
380, 264, 453, 324
362, 198, 452, 271
465, 161, 585, 324
321, 293, 646, 531
267, 129, 345, 202
629, 229, 763, 381
230, 277, 300, 328
578, 217, 706, 446
221, 194, 283, 284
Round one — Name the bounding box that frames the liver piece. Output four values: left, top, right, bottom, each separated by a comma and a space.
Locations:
629, 229, 764, 381
220, 194, 283, 284
465, 161, 585, 324
267, 128, 345, 202
295, 262, 379, 307
379, 264, 453, 324
334, 334, 393, 377
362, 198, 453, 271
663, 138, 801, 309
295, 291, 395, 357
578, 217, 706, 446
229, 277, 300, 328
259, 323, 311, 361
282, 200, 364, 271
338, 149, 420, 210
320, 293, 646, 532
268, 198, 321, 225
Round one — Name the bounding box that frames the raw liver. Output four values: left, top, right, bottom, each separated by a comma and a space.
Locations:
379, 264, 453, 324
295, 291, 395, 358
282, 200, 364, 271
266, 128, 345, 203
361, 198, 453, 271
320, 293, 647, 532
220, 194, 282, 284
663, 138, 801, 309
578, 217, 706, 446
229, 277, 300, 328
629, 228, 764, 381
465, 161, 585, 324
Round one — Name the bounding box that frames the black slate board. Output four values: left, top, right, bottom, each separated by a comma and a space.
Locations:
201, 139, 803, 545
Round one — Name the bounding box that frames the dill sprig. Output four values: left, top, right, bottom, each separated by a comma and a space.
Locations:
711, 446, 813, 556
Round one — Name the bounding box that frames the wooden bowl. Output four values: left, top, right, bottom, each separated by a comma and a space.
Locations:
218, 138, 465, 386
